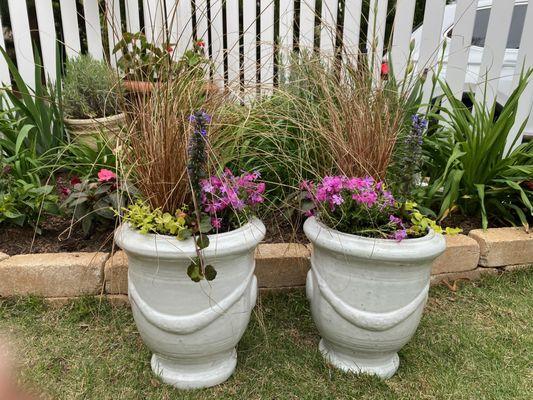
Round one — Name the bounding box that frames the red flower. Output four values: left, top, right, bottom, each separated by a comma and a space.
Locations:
70, 176, 81, 185
381, 62, 389, 76
196, 40, 205, 48
97, 169, 117, 182
524, 181, 533, 191
166, 45, 174, 53
59, 186, 71, 196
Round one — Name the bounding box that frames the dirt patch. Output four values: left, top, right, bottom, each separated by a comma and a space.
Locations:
0, 216, 115, 256
0, 216, 307, 255
439, 214, 505, 235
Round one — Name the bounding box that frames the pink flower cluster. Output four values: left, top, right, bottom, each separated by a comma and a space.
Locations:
302, 176, 394, 213
200, 169, 265, 228
302, 175, 408, 241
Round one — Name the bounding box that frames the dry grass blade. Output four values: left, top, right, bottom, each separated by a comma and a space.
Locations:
119, 69, 224, 213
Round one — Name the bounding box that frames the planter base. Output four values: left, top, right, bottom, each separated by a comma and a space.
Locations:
151, 349, 237, 390
319, 340, 399, 379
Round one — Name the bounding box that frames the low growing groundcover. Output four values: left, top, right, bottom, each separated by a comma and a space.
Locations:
0, 270, 531, 399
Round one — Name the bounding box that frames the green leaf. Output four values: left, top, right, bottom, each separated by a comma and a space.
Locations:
199, 214, 213, 233
15, 124, 35, 154
475, 184, 488, 230
204, 265, 217, 281
187, 259, 203, 282
196, 234, 210, 250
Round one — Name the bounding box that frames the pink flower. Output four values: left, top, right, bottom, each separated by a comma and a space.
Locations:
389, 215, 404, 227
353, 190, 378, 206
391, 229, 407, 242
97, 169, 116, 182
211, 217, 222, 229
331, 194, 344, 206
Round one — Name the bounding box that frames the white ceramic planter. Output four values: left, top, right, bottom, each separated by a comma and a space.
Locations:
304, 217, 446, 379
114, 218, 265, 389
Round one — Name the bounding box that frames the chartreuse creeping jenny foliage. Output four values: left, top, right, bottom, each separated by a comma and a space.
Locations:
122, 201, 194, 240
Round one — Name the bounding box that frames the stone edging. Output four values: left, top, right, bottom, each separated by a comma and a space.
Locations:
0, 228, 531, 302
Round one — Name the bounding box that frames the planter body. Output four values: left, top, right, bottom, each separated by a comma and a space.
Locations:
304, 217, 445, 378
64, 113, 125, 148
114, 219, 265, 389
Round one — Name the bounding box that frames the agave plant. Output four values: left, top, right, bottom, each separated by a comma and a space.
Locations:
421, 70, 533, 230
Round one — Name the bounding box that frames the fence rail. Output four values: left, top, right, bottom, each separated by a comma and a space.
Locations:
0, 0, 532, 146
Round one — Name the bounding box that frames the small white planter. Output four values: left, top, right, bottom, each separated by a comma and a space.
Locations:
304, 217, 445, 379
114, 219, 265, 389
64, 113, 125, 148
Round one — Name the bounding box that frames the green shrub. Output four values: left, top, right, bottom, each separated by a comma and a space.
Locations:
0, 167, 59, 230
62, 55, 120, 119
420, 71, 533, 230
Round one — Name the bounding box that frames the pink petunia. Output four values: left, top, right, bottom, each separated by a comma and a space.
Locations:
97, 169, 116, 182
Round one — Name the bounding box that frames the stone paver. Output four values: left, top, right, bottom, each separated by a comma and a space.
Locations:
104, 251, 128, 294
255, 243, 310, 288
0, 252, 108, 297
469, 228, 533, 267
432, 234, 480, 274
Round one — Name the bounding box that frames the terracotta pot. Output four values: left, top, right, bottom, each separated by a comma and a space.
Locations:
122, 80, 155, 94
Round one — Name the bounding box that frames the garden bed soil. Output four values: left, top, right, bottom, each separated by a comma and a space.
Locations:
0, 216, 307, 256
440, 214, 503, 234
0, 216, 115, 256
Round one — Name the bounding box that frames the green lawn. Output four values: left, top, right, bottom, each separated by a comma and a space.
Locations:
1, 269, 532, 400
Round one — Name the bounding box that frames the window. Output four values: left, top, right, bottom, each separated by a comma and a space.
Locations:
447, 4, 527, 49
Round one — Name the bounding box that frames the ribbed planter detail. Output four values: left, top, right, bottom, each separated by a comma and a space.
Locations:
114, 219, 265, 389
64, 113, 125, 148
304, 217, 445, 378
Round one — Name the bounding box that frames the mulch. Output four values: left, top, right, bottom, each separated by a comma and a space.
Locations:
0, 216, 115, 256
0, 215, 308, 256
0, 213, 508, 256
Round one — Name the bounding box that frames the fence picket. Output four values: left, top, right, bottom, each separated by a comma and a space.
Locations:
416, 0, 446, 103
320, 0, 338, 56
7, 0, 34, 88
0, 12, 11, 86
83, 0, 104, 60
34, 0, 58, 81
210, 0, 225, 86
390, 0, 416, 82
299, 0, 315, 51
506, 0, 533, 152
106, 0, 122, 67
195, 0, 210, 50
144, 0, 165, 44
366, 0, 388, 82
475, 0, 514, 106
445, 0, 477, 99
176, 0, 193, 60
125, 0, 141, 33
342, 0, 363, 64
260, 0, 275, 93
226, 0, 240, 89
59, 0, 81, 59
243, 0, 257, 91
279, 0, 294, 61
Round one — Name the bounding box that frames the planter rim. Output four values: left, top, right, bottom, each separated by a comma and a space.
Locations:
304, 216, 445, 262
64, 112, 125, 125
114, 218, 266, 260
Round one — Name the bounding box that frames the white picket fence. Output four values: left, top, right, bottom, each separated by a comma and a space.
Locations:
1, 0, 533, 146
